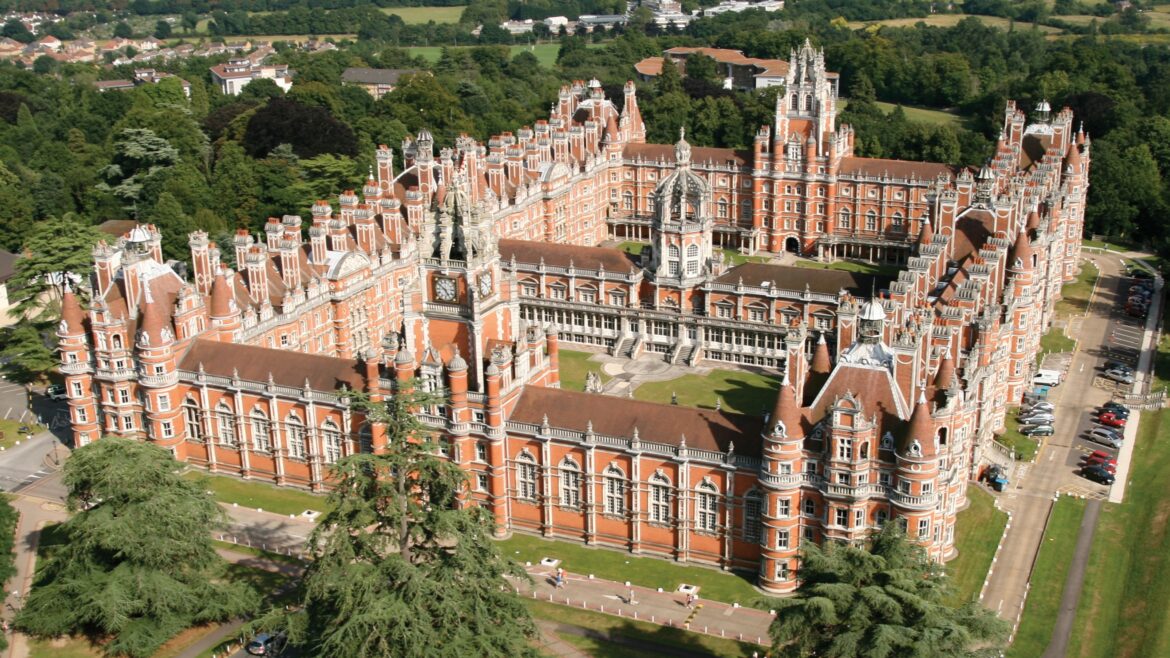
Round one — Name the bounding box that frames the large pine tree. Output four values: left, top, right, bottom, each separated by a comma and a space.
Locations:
767, 525, 1008, 658
268, 382, 538, 658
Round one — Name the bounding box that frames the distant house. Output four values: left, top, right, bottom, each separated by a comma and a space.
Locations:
209, 58, 293, 96
340, 67, 422, 100
500, 19, 536, 35
635, 47, 797, 90
0, 249, 16, 328
92, 70, 191, 98
33, 35, 61, 52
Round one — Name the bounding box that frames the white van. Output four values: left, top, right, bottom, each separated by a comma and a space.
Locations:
1033, 370, 1063, 387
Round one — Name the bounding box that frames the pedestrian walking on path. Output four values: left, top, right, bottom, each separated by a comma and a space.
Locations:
555, 567, 565, 589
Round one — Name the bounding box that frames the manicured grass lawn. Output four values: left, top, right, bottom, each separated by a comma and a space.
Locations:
617, 241, 646, 257
0, 418, 45, 450
847, 14, 1062, 33
183, 470, 329, 515
1039, 327, 1076, 362
791, 259, 901, 278
525, 600, 759, 657
718, 247, 768, 266
946, 487, 1008, 605
1007, 496, 1088, 658
633, 368, 782, 416
1055, 260, 1099, 318
1065, 310, 1170, 658
407, 43, 579, 68
558, 349, 611, 393
874, 101, 962, 126
379, 5, 465, 23
996, 409, 1039, 462
28, 637, 100, 658
500, 534, 761, 604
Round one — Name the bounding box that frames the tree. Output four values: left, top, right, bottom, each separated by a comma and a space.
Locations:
154, 20, 172, 40
32, 55, 56, 75
766, 525, 1008, 658
0, 160, 34, 252
144, 191, 196, 261
113, 21, 134, 39
243, 98, 358, 158
15, 438, 258, 658
11, 214, 104, 321
96, 128, 180, 214
212, 142, 261, 227
263, 384, 538, 658
654, 56, 684, 96
0, 323, 56, 383
1, 19, 33, 43
684, 53, 720, 84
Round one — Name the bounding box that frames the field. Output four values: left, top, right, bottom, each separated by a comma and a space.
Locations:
633, 368, 782, 416
839, 99, 963, 126
1065, 303, 1170, 658
847, 14, 1063, 33
379, 6, 465, 23
946, 487, 1008, 605
182, 470, 329, 515
1007, 497, 1088, 658
406, 43, 557, 67
500, 533, 761, 604
558, 348, 611, 393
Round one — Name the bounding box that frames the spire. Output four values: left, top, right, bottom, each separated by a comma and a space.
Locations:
209, 270, 234, 318
60, 285, 85, 336
810, 333, 831, 375
934, 350, 955, 391
674, 126, 691, 167
137, 294, 173, 348
769, 370, 803, 439
900, 389, 933, 457
1011, 228, 1034, 271
917, 217, 933, 247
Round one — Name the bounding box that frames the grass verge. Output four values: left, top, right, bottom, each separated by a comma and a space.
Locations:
183, 471, 329, 515
1007, 496, 1087, 658
499, 533, 760, 604
995, 409, 1039, 462
0, 419, 46, 451
1039, 327, 1076, 362
525, 599, 758, 657
632, 368, 781, 416
946, 487, 1008, 605
557, 349, 611, 393
1055, 260, 1099, 318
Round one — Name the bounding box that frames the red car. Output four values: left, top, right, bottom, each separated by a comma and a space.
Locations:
1098, 412, 1127, 428
1083, 455, 1118, 473
1081, 449, 1112, 464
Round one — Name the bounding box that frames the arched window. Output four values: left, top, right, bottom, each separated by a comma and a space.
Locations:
321, 420, 343, 464
667, 244, 680, 259
860, 441, 870, 460
717, 198, 728, 218
743, 491, 763, 543
804, 94, 812, 112
686, 244, 700, 275
358, 423, 373, 454
516, 453, 538, 501
649, 473, 671, 524
696, 481, 719, 532
250, 409, 271, 452
686, 244, 699, 259
286, 415, 306, 459
865, 209, 878, 231
183, 398, 202, 440
604, 464, 626, 515
215, 403, 236, 447
790, 93, 798, 109
111, 334, 123, 350
891, 211, 904, 231
560, 457, 581, 510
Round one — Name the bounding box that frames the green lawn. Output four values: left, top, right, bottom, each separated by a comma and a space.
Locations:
28, 637, 100, 658
1038, 327, 1076, 362
633, 368, 782, 416
499, 534, 761, 605
847, 14, 1063, 33
1055, 260, 1099, 319
183, 470, 329, 515
526, 600, 758, 657
618, 241, 646, 256
946, 487, 1008, 605
1007, 496, 1087, 658
406, 43, 587, 68
1065, 305, 1170, 658
212, 539, 306, 567
0, 418, 45, 450
996, 409, 1039, 462
558, 349, 611, 393
717, 247, 768, 266
379, 5, 465, 23
874, 101, 962, 126
791, 259, 901, 278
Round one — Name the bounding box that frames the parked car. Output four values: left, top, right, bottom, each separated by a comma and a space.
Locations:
1102, 360, 1132, 373
1026, 401, 1056, 413
1104, 368, 1136, 384
1080, 464, 1117, 485
1087, 428, 1123, 448
1101, 402, 1130, 416
246, 633, 285, 656
1081, 449, 1113, 464
45, 384, 67, 401
1131, 268, 1154, 279
1082, 454, 1118, 473
1019, 412, 1055, 425
1098, 412, 1127, 428
1033, 370, 1063, 387
1020, 424, 1055, 437
1127, 306, 1148, 318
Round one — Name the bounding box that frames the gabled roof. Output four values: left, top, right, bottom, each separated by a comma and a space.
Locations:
509, 386, 763, 457
500, 239, 637, 273
178, 338, 364, 391
838, 157, 955, 181
714, 262, 884, 296
806, 363, 909, 436
623, 142, 749, 166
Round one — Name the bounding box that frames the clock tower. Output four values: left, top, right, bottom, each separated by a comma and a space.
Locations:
419, 148, 517, 392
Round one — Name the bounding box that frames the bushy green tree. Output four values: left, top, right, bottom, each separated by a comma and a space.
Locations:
15, 438, 258, 658
766, 525, 1008, 658
11, 213, 104, 321
0, 323, 56, 383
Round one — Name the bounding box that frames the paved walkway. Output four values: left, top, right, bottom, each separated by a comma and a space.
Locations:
1042, 498, 1101, 658
2, 495, 68, 658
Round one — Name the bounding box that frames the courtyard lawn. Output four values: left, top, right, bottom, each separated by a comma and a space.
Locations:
499, 534, 760, 604
718, 247, 768, 266
633, 369, 781, 416
946, 487, 1008, 605
791, 259, 901, 278
996, 410, 1039, 462
558, 349, 611, 393
1065, 312, 1170, 658
1055, 260, 1099, 318
618, 241, 646, 256
1038, 327, 1076, 362
525, 600, 758, 657
182, 471, 329, 515
378, 5, 465, 23
1007, 496, 1087, 658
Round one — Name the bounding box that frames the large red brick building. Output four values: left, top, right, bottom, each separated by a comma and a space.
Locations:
59, 41, 1089, 592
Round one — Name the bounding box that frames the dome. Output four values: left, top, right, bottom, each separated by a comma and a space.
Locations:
127, 225, 152, 244
859, 299, 887, 322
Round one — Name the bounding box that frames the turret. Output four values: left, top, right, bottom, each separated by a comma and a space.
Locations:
58, 286, 98, 447
208, 270, 240, 342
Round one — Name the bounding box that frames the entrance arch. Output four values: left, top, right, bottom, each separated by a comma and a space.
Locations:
784, 237, 800, 254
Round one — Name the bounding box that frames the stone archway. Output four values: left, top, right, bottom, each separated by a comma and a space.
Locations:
785, 237, 800, 254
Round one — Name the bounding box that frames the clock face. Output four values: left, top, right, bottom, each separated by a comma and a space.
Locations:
478, 272, 493, 297
435, 277, 457, 302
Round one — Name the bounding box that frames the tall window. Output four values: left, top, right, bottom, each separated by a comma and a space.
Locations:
649, 474, 671, 524
918, 518, 930, 538
622, 191, 633, 210
250, 410, 271, 452
517, 454, 538, 501
837, 438, 853, 461
604, 465, 626, 515
744, 491, 762, 543
865, 210, 878, 231
776, 528, 790, 550
215, 403, 236, 447
358, 424, 373, 453
286, 416, 306, 459
696, 482, 718, 532
777, 497, 791, 518
321, 420, 343, 464
839, 208, 851, 229
560, 458, 581, 509
183, 399, 202, 440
